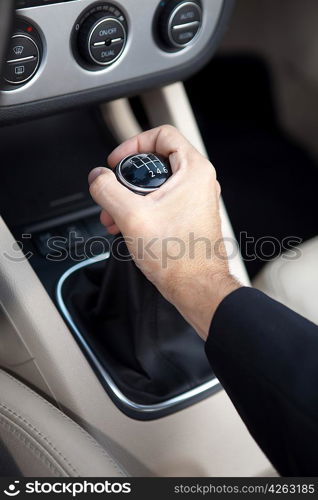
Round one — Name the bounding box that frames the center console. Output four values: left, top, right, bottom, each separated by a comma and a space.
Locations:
0, 0, 233, 121
0, 0, 273, 477
0, 0, 237, 420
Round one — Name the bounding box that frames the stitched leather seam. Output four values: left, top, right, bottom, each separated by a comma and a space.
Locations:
0, 370, 125, 476
0, 403, 78, 475
0, 415, 66, 476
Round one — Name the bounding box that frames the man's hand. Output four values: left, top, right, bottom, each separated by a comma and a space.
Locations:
89, 125, 240, 340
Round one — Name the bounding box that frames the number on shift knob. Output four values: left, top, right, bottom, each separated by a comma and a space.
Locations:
115, 153, 172, 194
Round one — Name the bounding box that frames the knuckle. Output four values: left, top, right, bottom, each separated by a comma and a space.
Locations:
196, 157, 216, 176
206, 160, 216, 178
160, 124, 176, 134
203, 157, 214, 170
199, 161, 217, 188
159, 124, 180, 142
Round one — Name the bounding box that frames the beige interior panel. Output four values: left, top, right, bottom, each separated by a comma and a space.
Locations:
0, 305, 33, 367
253, 237, 318, 326
0, 83, 274, 476
0, 369, 125, 477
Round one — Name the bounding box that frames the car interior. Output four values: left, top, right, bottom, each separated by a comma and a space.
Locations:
0, 0, 317, 477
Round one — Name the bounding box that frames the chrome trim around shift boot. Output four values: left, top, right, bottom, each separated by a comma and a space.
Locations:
56, 253, 221, 418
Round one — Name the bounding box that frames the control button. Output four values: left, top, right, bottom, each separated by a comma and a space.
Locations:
170, 21, 200, 46
168, 2, 202, 47
4, 34, 40, 85
7, 35, 38, 61
4, 58, 39, 85
90, 18, 125, 45
90, 38, 124, 65
158, 0, 202, 50
88, 17, 126, 65
171, 2, 201, 26
77, 7, 127, 68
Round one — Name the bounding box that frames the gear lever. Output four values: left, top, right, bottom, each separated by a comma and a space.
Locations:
115, 153, 172, 194
64, 152, 213, 416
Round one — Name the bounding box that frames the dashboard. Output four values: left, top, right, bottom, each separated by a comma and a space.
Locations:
0, 0, 234, 121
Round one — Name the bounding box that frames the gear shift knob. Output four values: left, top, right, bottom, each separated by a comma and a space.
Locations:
115, 153, 172, 195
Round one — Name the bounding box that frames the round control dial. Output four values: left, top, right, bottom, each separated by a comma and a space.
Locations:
77, 4, 127, 67
2, 20, 42, 88
158, 0, 202, 50
115, 154, 172, 195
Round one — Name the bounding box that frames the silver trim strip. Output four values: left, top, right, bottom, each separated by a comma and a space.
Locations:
7, 55, 35, 64
172, 21, 200, 31
56, 253, 220, 415
25, 205, 100, 233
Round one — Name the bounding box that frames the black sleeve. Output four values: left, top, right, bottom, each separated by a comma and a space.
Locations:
205, 287, 318, 477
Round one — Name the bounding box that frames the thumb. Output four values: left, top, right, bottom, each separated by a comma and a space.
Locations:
89, 167, 138, 224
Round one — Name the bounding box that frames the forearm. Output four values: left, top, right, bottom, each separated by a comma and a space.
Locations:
168, 271, 241, 340
206, 287, 318, 476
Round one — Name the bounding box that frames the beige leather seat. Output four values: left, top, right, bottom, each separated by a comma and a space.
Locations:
0, 369, 125, 477
253, 237, 318, 325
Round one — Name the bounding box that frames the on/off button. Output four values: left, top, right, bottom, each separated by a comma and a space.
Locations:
90, 18, 125, 45
88, 18, 126, 66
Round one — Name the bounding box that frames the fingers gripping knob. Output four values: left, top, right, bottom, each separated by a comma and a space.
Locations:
115, 153, 172, 194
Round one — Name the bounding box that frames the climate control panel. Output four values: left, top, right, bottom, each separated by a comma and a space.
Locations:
75, 4, 127, 68
0, 0, 232, 120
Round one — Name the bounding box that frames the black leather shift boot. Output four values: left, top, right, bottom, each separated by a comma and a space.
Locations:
63, 237, 214, 405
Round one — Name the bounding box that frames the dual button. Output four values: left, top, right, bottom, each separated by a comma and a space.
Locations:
4, 34, 40, 85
